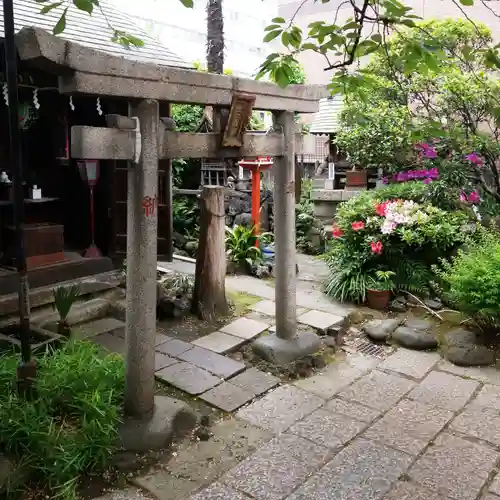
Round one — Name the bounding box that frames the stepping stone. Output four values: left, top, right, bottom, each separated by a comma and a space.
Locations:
228, 367, 280, 396
250, 300, 309, 318
178, 346, 246, 378
220, 317, 270, 340
191, 331, 244, 354
155, 352, 178, 371
74, 317, 124, 340
156, 361, 222, 395
94, 332, 125, 354
297, 309, 344, 333
156, 338, 192, 357
363, 318, 401, 341
156, 333, 173, 346
200, 382, 255, 412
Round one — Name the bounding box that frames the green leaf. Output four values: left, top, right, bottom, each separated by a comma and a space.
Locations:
265, 24, 282, 32
271, 17, 286, 24
371, 33, 382, 43
40, 1, 63, 14
459, 0, 473, 5
73, 0, 94, 14
179, 0, 194, 7
53, 7, 68, 35
263, 30, 282, 43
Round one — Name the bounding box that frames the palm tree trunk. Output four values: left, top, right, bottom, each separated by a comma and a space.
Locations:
206, 0, 224, 75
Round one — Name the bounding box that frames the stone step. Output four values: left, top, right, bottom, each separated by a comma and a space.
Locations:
73, 317, 125, 340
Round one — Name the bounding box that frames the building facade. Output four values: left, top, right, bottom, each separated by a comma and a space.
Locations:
109, 0, 279, 78
278, 0, 500, 85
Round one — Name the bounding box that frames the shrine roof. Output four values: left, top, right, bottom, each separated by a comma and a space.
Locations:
0, 0, 192, 69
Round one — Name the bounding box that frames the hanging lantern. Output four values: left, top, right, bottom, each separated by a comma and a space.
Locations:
78, 160, 101, 258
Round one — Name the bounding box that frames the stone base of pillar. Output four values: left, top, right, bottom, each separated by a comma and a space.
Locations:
119, 395, 198, 452
252, 330, 322, 365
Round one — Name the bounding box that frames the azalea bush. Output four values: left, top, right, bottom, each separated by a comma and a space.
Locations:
325, 188, 474, 303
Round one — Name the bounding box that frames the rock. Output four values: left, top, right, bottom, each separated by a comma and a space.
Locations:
252, 264, 273, 279
443, 328, 478, 347
425, 298, 443, 310
404, 318, 434, 332
394, 295, 407, 305
363, 319, 401, 341
348, 310, 365, 325
156, 273, 194, 319
322, 336, 337, 348
184, 241, 198, 253
234, 213, 253, 227
390, 299, 407, 313
392, 326, 438, 350
443, 344, 495, 367
442, 327, 495, 366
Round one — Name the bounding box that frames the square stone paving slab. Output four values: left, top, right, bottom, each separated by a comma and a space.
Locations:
408, 432, 500, 500
324, 398, 382, 424
383, 481, 447, 500
450, 405, 500, 446
237, 385, 324, 433
189, 484, 249, 500
135, 418, 272, 500
470, 384, 500, 411
156, 338, 192, 357
228, 367, 280, 396
191, 332, 245, 354
437, 360, 500, 386
177, 346, 246, 379
156, 361, 222, 395
288, 408, 369, 449
408, 371, 479, 411
155, 352, 178, 371
94, 333, 125, 354
250, 299, 307, 318
297, 309, 345, 333
363, 399, 454, 455
294, 353, 379, 398
94, 490, 152, 500
220, 317, 270, 340
200, 382, 256, 412
338, 370, 416, 412
75, 317, 125, 340
221, 433, 332, 500
378, 349, 439, 380
288, 438, 413, 500
155, 333, 173, 346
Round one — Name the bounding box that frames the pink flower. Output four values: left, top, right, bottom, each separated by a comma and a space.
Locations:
351, 221, 365, 231
459, 191, 467, 203
370, 241, 383, 255
417, 143, 438, 159
468, 190, 481, 204
332, 226, 344, 238
465, 152, 483, 167
423, 178, 432, 184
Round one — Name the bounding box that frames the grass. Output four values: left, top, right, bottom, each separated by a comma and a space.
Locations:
0, 341, 125, 500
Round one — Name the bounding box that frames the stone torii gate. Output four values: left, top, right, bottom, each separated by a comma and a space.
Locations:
15, 27, 328, 437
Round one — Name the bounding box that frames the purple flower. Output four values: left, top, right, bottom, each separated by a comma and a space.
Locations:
418, 143, 438, 159
382, 177, 389, 185
465, 152, 483, 167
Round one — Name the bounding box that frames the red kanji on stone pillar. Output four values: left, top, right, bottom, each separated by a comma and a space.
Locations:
141, 196, 157, 217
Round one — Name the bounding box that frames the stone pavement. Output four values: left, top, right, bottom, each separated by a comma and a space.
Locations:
120, 349, 500, 500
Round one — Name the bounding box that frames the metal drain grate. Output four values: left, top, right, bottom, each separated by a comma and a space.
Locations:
349, 338, 390, 359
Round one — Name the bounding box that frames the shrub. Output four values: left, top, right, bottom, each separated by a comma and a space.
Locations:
225, 225, 263, 269
0, 341, 124, 499
434, 229, 500, 337
295, 180, 325, 255
325, 189, 474, 303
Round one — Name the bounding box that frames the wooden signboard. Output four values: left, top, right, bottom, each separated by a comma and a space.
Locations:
221, 93, 256, 148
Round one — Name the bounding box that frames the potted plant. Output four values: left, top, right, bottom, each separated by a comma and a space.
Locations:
345, 165, 368, 189
53, 284, 81, 336
366, 270, 395, 310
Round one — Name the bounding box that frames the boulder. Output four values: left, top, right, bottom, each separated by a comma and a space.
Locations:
363, 318, 401, 341
390, 299, 407, 313
442, 327, 495, 366
424, 298, 443, 310
392, 326, 438, 350
233, 213, 253, 227
404, 318, 435, 332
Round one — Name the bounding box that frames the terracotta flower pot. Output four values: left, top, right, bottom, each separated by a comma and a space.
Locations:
367, 289, 391, 310
345, 170, 368, 188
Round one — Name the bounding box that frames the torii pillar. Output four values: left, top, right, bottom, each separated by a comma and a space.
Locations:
252, 111, 321, 364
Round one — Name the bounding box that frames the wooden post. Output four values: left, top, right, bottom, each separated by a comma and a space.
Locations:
192, 186, 229, 320
160, 102, 174, 262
